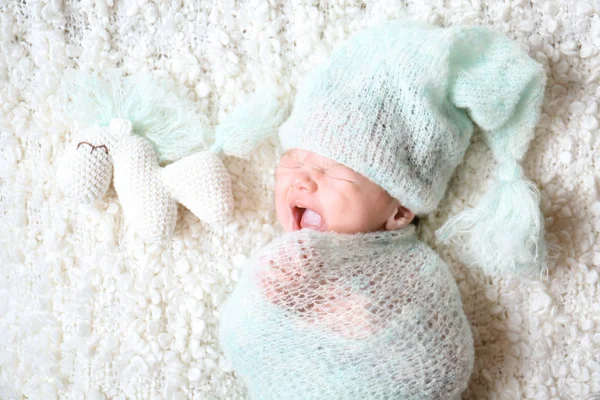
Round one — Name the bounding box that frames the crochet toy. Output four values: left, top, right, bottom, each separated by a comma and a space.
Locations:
57, 71, 283, 240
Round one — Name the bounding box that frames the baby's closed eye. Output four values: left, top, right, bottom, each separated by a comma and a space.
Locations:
277, 153, 358, 184
323, 166, 358, 184
281, 165, 355, 183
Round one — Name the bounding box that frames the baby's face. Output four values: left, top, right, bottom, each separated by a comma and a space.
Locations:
275, 149, 401, 234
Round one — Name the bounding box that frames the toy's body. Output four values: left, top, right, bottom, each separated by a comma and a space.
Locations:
111, 121, 179, 239
219, 226, 474, 399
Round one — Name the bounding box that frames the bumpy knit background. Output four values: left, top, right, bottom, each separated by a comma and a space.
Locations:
0, 1, 599, 399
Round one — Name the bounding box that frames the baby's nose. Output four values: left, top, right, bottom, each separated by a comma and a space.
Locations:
293, 174, 317, 193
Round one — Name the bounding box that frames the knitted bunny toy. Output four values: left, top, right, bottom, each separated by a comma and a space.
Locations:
58, 71, 283, 240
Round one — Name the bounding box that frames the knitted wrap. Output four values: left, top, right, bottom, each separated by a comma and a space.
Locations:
279, 21, 548, 276
219, 226, 474, 399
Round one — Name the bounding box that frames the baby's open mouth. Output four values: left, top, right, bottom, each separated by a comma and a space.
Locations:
292, 206, 327, 231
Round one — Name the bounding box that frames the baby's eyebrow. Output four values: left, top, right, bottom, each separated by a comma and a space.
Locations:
285, 149, 302, 158
323, 161, 353, 173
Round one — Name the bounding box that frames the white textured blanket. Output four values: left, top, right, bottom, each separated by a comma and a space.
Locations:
1, 1, 599, 399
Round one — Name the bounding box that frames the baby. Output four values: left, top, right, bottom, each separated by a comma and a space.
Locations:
219, 21, 547, 400
275, 149, 415, 234
265, 148, 416, 337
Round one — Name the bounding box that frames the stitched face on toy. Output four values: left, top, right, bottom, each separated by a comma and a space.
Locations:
58, 126, 115, 203
275, 149, 414, 234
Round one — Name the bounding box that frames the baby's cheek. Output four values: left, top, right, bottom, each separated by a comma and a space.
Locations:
274, 183, 290, 230
274, 201, 286, 229
325, 192, 373, 233
348, 195, 389, 232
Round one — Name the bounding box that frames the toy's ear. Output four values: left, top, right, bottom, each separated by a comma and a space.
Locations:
161, 151, 234, 226
58, 126, 113, 203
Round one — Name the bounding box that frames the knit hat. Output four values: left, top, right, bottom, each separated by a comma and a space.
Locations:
278, 21, 548, 276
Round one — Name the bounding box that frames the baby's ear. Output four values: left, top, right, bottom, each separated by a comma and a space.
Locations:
385, 203, 415, 231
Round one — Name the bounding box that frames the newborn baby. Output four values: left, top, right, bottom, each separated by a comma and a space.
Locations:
219, 21, 547, 400
268, 148, 416, 338
219, 148, 474, 398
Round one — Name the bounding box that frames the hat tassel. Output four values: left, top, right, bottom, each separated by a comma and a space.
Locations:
436, 161, 548, 277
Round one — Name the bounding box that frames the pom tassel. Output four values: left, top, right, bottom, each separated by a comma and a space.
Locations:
212, 87, 287, 159
436, 162, 548, 277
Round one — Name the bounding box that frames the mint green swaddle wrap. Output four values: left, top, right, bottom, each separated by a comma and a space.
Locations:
219, 226, 474, 399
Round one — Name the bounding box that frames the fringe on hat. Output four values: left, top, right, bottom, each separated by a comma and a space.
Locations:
437, 162, 548, 277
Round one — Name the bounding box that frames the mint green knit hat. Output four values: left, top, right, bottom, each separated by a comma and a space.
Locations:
278, 21, 548, 276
